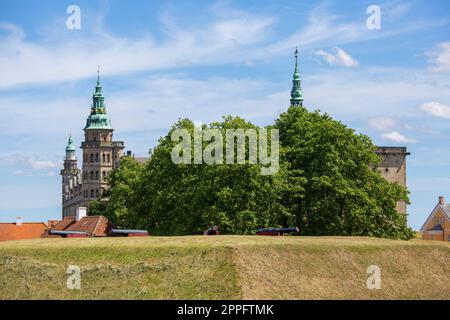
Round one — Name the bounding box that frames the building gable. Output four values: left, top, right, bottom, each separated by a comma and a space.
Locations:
420, 204, 450, 231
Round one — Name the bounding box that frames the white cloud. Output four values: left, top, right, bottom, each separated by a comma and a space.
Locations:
27, 159, 60, 170
427, 41, 450, 73
0, 154, 61, 171
419, 101, 450, 119
305, 67, 450, 120
267, 4, 446, 55
0, 3, 445, 89
384, 3, 411, 18
368, 116, 396, 131
14, 170, 30, 176
0, 12, 275, 89
0, 76, 286, 141
316, 47, 359, 67
381, 131, 417, 143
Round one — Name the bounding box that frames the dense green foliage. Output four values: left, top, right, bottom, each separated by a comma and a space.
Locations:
91, 117, 291, 235
275, 107, 413, 239
89, 106, 414, 239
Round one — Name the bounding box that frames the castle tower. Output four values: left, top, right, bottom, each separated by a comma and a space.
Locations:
375, 147, 410, 214
61, 135, 82, 217
81, 69, 124, 205
290, 47, 303, 107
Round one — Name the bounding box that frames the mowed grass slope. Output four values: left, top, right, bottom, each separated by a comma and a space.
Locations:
0, 236, 448, 299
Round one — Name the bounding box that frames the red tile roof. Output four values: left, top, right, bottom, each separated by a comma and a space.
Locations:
0, 223, 47, 241
53, 217, 76, 230
42, 215, 145, 238
65, 216, 112, 237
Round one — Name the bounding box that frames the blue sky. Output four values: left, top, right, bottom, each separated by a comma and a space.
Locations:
0, 0, 450, 230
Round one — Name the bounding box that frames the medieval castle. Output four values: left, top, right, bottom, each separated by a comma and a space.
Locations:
61, 53, 409, 218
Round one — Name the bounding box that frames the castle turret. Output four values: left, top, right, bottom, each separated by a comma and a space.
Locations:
290, 47, 303, 107
61, 134, 82, 217
65, 134, 76, 161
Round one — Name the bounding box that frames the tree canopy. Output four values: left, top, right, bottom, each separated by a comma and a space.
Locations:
89, 106, 414, 239
275, 106, 413, 239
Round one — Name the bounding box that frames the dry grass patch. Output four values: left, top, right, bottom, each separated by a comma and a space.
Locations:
0, 236, 448, 299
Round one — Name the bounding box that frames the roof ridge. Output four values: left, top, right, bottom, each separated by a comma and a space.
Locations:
92, 216, 103, 236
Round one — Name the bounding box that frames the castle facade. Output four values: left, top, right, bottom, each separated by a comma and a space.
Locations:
61, 73, 124, 218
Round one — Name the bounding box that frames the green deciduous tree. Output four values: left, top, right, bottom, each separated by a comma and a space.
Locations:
134, 117, 291, 235
89, 156, 145, 228
275, 106, 414, 239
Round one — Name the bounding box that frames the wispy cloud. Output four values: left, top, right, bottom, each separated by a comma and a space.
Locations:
419, 101, 450, 119
0, 11, 275, 89
381, 131, 417, 143
427, 41, 450, 73
305, 67, 450, 120
14, 169, 31, 176
383, 3, 411, 18
0, 154, 61, 176
267, 4, 447, 55
0, 76, 285, 137
315, 47, 359, 67
368, 116, 397, 131
0, 3, 446, 89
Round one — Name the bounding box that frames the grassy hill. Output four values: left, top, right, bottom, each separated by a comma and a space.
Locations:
0, 236, 448, 299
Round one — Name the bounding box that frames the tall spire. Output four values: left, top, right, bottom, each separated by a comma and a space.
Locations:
84, 68, 112, 130
94, 65, 103, 105
290, 47, 303, 107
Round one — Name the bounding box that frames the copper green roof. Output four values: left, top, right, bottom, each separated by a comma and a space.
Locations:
65, 134, 76, 152
84, 69, 113, 130
290, 47, 303, 107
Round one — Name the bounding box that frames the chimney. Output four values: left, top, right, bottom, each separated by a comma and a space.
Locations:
16, 217, 22, 227
439, 196, 445, 205
76, 207, 87, 221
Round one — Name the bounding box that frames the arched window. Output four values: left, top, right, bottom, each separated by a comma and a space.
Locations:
90, 154, 93, 162
96, 189, 99, 197
102, 171, 106, 180
90, 171, 94, 180
102, 153, 105, 163
95, 154, 99, 162
91, 189, 94, 198
107, 154, 110, 162
95, 171, 99, 180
